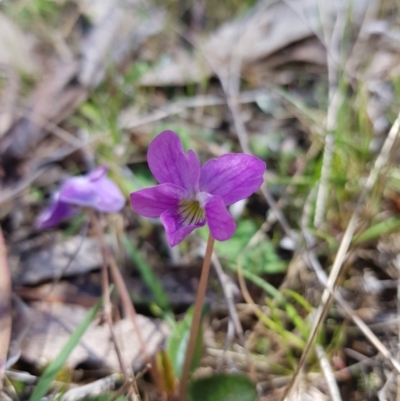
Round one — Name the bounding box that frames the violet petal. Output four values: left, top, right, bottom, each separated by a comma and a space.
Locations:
36, 194, 76, 229
87, 165, 108, 181
205, 195, 236, 241
160, 206, 205, 247
60, 172, 125, 213
130, 183, 185, 218
199, 153, 266, 205
59, 176, 98, 208
147, 130, 201, 192
91, 174, 125, 212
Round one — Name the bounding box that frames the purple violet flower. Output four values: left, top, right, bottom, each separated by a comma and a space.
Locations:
130, 131, 266, 247
36, 166, 125, 229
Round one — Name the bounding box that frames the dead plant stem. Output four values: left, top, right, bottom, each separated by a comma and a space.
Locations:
99, 238, 132, 387
179, 234, 215, 401
88, 210, 141, 398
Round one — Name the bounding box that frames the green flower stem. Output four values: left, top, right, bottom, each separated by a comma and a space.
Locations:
179, 233, 215, 401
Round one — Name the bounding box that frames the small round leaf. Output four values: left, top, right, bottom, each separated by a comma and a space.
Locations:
187, 374, 257, 401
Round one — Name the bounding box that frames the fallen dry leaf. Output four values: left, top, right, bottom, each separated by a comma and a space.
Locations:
20, 302, 168, 371
13, 236, 103, 286
139, 0, 373, 86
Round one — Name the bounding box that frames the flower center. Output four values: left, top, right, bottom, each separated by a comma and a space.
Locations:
178, 199, 206, 226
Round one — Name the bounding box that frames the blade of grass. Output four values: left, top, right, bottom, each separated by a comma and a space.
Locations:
236, 261, 305, 349
282, 289, 313, 313
353, 217, 400, 244
28, 299, 102, 401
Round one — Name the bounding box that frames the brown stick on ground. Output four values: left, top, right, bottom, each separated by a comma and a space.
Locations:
88, 210, 164, 397
97, 227, 139, 399
0, 227, 12, 389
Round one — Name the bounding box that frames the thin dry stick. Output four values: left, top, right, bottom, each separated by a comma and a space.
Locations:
212, 253, 254, 377
212, 254, 246, 346
179, 234, 215, 401
119, 90, 265, 131
61, 373, 122, 401
279, 112, 400, 401
0, 227, 11, 390
314, 1, 345, 228
316, 345, 342, 401
98, 233, 136, 394
109, 378, 139, 401
88, 210, 148, 396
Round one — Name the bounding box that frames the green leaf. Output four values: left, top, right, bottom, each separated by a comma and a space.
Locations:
28, 299, 102, 401
187, 374, 257, 401
280, 291, 311, 339
156, 350, 176, 396
225, 263, 281, 300
166, 306, 208, 378
211, 220, 256, 260
79, 102, 103, 124
240, 240, 287, 274
123, 235, 171, 313
200, 220, 287, 274
224, 267, 305, 348
353, 217, 400, 244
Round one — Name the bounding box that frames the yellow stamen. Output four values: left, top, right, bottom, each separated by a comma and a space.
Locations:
178, 199, 205, 226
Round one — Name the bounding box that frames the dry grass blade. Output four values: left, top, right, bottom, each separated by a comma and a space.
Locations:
280, 111, 400, 401
316, 345, 342, 401
0, 227, 12, 389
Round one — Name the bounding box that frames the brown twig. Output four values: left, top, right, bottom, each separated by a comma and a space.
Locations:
88, 210, 142, 399
99, 232, 132, 386
179, 234, 215, 401
0, 226, 12, 390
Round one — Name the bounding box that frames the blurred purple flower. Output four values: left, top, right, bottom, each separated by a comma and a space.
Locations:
36, 166, 125, 229
130, 131, 266, 247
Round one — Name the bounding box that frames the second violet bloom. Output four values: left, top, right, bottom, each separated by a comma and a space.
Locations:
36, 166, 125, 229
130, 131, 266, 247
